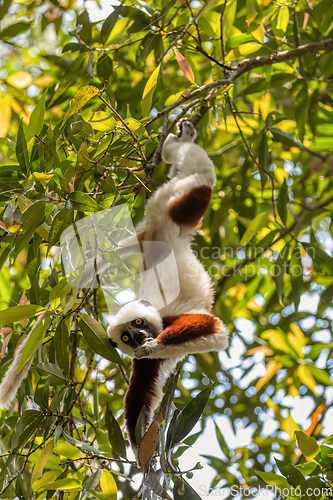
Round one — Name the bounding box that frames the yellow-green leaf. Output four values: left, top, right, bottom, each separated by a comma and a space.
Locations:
32, 439, 54, 482
297, 365, 317, 394
28, 172, 54, 188
240, 211, 269, 246
141, 65, 160, 117
0, 95, 12, 137
288, 323, 305, 358
80, 110, 116, 132
261, 329, 295, 356
277, 5, 289, 33
62, 86, 99, 128
124, 118, 145, 135
255, 360, 283, 392
246, 0, 257, 24
295, 431, 320, 460
38, 478, 81, 491
17, 315, 52, 373
0, 305, 46, 326
100, 471, 117, 500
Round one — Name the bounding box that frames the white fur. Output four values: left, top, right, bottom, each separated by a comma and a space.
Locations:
108, 119, 229, 453
108, 120, 228, 356
0, 311, 52, 409
134, 319, 229, 360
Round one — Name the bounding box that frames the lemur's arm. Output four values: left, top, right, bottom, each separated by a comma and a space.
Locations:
134, 313, 229, 360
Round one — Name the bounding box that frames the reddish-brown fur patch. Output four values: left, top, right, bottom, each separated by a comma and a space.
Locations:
124, 358, 162, 448
159, 314, 219, 344
168, 185, 212, 227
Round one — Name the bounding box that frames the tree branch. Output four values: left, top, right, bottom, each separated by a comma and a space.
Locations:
152, 37, 333, 123
156, 0, 210, 64
145, 37, 333, 174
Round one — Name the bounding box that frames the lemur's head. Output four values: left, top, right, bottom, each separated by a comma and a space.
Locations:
177, 118, 197, 141
107, 299, 163, 357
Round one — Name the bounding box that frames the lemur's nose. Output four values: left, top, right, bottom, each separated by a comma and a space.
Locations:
133, 330, 147, 343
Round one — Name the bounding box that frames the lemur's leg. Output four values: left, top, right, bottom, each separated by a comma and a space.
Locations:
134, 313, 229, 359
168, 184, 212, 228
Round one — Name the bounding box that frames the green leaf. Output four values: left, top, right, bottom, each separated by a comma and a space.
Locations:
214, 422, 229, 459
49, 54, 88, 106
101, 10, 119, 44
79, 313, 126, 367
142, 65, 160, 117
240, 211, 270, 246
277, 180, 288, 225
37, 478, 81, 491
275, 459, 307, 490
295, 431, 320, 460
270, 127, 307, 151
16, 121, 29, 176
63, 431, 102, 454
54, 321, 70, 378
17, 315, 52, 373
290, 243, 303, 312
171, 386, 212, 446
258, 133, 269, 191
12, 410, 44, 451
274, 243, 289, 305
36, 362, 66, 383
96, 53, 113, 81
306, 364, 333, 386
22, 200, 53, 230
62, 86, 100, 128
0, 21, 32, 40
256, 471, 291, 490
295, 81, 309, 141
246, 0, 257, 25
45, 124, 60, 170
26, 90, 47, 144
68, 192, 101, 214
105, 404, 126, 458
0, 305, 46, 325
173, 477, 202, 500
48, 208, 74, 247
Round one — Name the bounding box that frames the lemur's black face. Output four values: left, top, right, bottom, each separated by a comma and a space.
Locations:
109, 317, 157, 349
177, 118, 196, 139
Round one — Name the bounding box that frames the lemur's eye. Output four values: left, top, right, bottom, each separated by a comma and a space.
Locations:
121, 333, 130, 343
135, 318, 143, 325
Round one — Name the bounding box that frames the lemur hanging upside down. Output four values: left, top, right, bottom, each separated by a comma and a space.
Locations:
108, 119, 229, 454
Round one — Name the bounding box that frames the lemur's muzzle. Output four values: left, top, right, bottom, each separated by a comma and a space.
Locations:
133, 329, 152, 344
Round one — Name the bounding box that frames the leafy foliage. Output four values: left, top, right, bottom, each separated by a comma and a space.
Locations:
0, 0, 333, 498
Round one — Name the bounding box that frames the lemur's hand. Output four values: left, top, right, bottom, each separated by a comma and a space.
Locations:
177, 118, 197, 143
134, 338, 160, 359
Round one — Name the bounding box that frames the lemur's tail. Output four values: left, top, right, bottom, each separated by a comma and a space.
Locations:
0, 311, 52, 409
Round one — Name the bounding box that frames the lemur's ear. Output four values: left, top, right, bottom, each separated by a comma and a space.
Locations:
139, 299, 152, 307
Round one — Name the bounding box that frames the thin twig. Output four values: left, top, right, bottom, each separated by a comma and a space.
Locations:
157, 0, 210, 64
227, 95, 277, 220
98, 94, 146, 163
